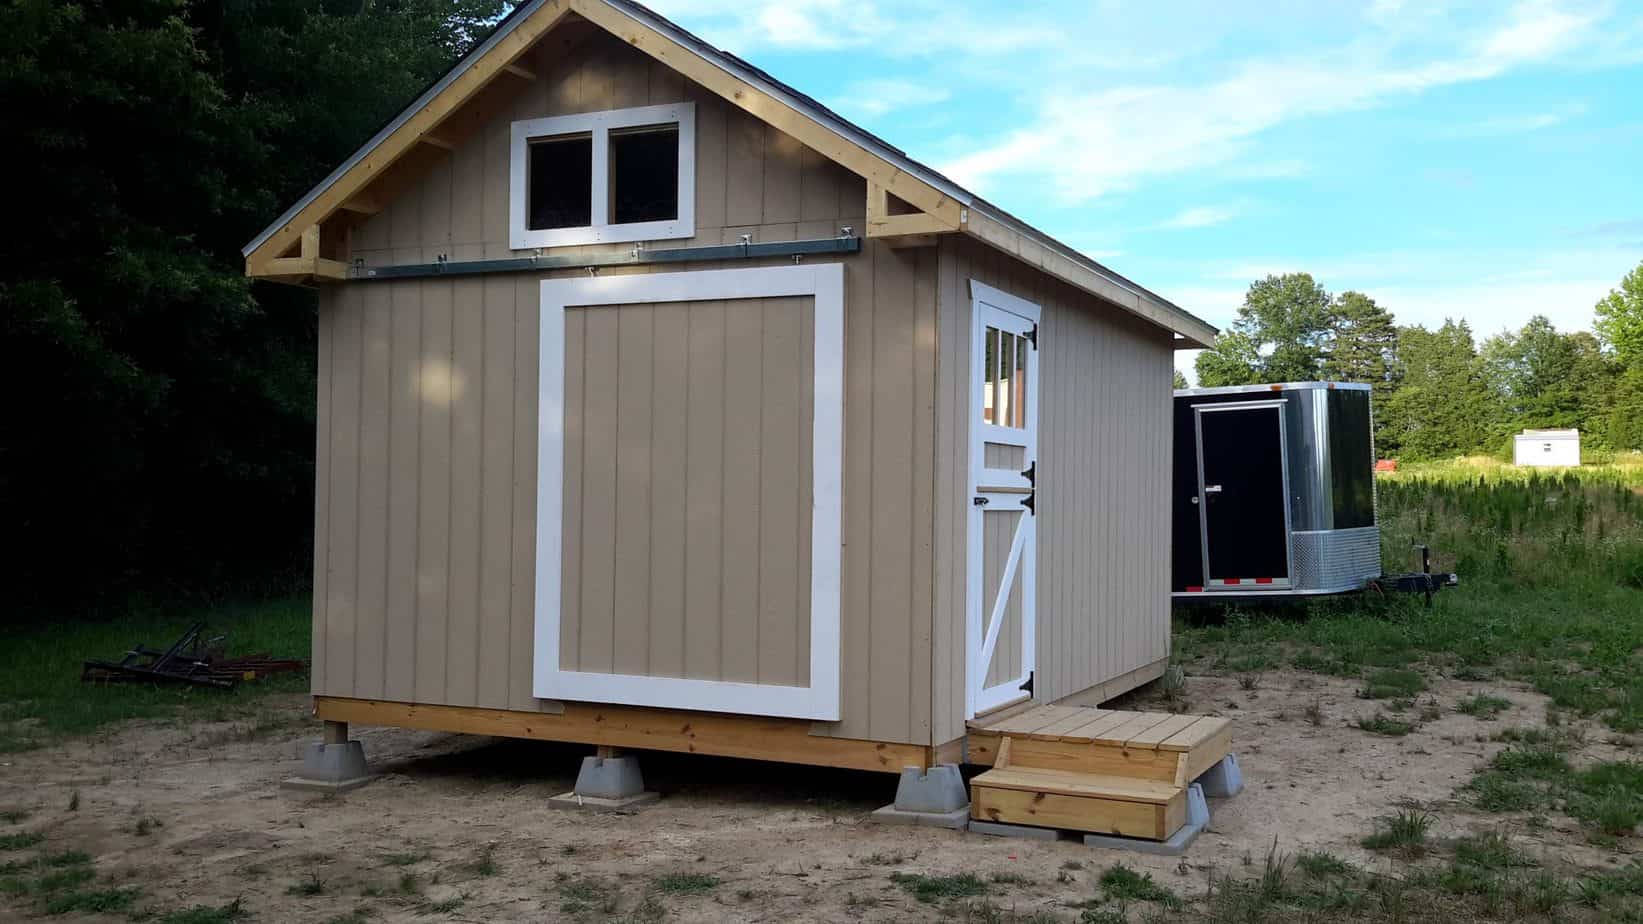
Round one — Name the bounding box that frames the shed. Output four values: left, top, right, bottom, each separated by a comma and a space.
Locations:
1514, 429, 1581, 467
247, 0, 1217, 776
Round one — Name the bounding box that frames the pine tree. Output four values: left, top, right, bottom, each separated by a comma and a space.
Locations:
1382, 321, 1501, 460
1322, 291, 1399, 448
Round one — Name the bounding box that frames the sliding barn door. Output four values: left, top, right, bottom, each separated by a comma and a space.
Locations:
535, 265, 844, 720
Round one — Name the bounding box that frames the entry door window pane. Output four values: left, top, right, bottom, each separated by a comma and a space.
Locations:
997, 332, 1014, 428
1013, 334, 1028, 429
983, 327, 998, 423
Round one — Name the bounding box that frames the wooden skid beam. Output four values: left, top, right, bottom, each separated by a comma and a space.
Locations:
313, 696, 933, 774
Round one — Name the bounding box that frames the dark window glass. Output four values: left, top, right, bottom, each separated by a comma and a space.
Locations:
1328, 389, 1376, 528
610, 125, 679, 224
528, 135, 592, 230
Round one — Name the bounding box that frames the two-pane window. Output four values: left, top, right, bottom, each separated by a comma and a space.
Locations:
510, 103, 695, 249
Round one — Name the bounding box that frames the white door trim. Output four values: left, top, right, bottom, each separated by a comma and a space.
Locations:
966, 279, 1041, 719
533, 264, 844, 721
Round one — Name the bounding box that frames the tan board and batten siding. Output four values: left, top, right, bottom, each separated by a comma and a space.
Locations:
931, 235, 1176, 746
312, 26, 1172, 751
557, 297, 815, 687
314, 30, 935, 744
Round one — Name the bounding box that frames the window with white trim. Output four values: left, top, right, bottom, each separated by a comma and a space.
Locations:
509, 102, 695, 249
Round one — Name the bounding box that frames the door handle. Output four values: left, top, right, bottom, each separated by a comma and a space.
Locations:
1203, 485, 1223, 494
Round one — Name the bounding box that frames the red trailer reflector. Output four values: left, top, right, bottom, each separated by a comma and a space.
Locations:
1254, 577, 1274, 585
1224, 578, 1242, 585
1185, 586, 1204, 593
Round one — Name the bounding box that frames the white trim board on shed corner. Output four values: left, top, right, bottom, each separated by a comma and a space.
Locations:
533, 264, 845, 721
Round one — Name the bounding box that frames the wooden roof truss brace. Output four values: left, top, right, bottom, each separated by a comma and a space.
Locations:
241, 0, 1217, 347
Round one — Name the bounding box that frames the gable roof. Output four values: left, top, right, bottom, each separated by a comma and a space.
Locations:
243, 0, 1217, 347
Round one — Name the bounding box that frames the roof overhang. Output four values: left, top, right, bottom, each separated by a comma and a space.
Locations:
242, 0, 1217, 348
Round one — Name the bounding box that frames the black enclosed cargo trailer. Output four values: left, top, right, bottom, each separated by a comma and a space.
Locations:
1171, 382, 1386, 599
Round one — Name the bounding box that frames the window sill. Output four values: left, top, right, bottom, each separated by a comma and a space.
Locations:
510, 219, 693, 250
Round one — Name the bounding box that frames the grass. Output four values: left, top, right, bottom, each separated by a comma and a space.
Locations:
0, 596, 309, 754
1361, 809, 1435, 853
1296, 851, 1353, 878
1458, 694, 1513, 719
383, 850, 430, 867
1452, 832, 1534, 869
0, 832, 44, 851
889, 872, 989, 904
1179, 460, 1643, 848
154, 899, 247, 924
651, 872, 719, 895
1098, 864, 1181, 908
42, 887, 141, 915
1359, 669, 1427, 700
1357, 713, 1417, 736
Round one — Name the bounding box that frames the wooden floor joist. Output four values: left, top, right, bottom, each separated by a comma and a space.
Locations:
313, 696, 934, 775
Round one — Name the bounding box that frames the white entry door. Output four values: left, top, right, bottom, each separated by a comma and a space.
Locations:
966, 281, 1041, 718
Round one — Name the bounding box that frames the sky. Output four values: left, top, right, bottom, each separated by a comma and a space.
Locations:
643, 0, 1643, 381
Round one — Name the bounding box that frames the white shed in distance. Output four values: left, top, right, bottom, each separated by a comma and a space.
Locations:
1514, 429, 1581, 467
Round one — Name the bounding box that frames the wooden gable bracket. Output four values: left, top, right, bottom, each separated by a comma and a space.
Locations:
247, 223, 349, 285
865, 181, 958, 248
243, 0, 578, 280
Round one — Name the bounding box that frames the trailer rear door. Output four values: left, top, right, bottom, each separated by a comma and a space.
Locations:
1193, 401, 1291, 590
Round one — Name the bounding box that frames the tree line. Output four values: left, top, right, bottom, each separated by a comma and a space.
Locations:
1187, 263, 1643, 461
2, 0, 511, 616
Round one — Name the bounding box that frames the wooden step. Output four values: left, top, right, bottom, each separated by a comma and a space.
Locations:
972, 766, 1179, 804
967, 706, 1233, 786
970, 765, 1186, 840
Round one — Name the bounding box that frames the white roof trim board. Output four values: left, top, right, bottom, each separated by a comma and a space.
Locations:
243, 0, 1215, 344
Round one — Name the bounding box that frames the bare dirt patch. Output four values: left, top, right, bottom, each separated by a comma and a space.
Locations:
0, 672, 1628, 922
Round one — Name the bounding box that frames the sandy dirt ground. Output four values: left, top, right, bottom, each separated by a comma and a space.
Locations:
0, 670, 1629, 922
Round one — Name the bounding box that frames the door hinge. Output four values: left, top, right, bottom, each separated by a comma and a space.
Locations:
1019, 670, 1034, 694
1022, 491, 1035, 516
973, 496, 990, 507
1021, 461, 1036, 485
1026, 323, 1038, 348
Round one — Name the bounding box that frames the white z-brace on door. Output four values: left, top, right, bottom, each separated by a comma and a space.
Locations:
966, 280, 1041, 718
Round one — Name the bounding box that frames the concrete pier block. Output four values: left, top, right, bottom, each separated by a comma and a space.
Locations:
895, 764, 969, 813
548, 755, 660, 811
1081, 783, 1210, 857
869, 763, 972, 829
1198, 753, 1244, 799
282, 741, 374, 793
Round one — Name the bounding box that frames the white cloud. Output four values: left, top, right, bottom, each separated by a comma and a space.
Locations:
939, 1, 1606, 200
1444, 102, 1588, 137
1158, 205, 1239, 230
830, 79, 951, 119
